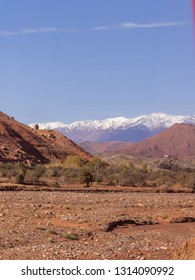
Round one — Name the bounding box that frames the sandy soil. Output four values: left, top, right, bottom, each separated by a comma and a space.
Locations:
0, 189, 195, 260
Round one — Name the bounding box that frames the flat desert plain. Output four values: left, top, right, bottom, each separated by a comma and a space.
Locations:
0, 189, 195, 260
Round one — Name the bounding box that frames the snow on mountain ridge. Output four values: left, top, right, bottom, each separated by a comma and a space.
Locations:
29, 113, 195, 142
67, 117, 131, 130
129, 113, 195, 130
29, 113, 195, 131
32, 121, 66, 130
124, 112, 189, 129
30, 117, 131, 130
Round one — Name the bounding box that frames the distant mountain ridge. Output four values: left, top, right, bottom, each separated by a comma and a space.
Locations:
29, 113, 195, 142
128, 123, 195, 159
80, 123, 195, 159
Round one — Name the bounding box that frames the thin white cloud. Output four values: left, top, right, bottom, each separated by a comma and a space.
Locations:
119, 21, 189, 29
20, 27, 58, 34
0, 21, 190, 37
0, 30, 15, 37
0, 27, 76, 37
91, 21, 190, 31
91, 26, 111, 31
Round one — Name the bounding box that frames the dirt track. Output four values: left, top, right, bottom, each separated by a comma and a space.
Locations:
0, 190, 195, 260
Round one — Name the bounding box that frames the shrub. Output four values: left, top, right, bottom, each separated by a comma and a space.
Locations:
47, 229, 58, 235
62, 233, 79, 240
48, 237, 55, 243
0, 163, 23, 178
24, 165, 46, 184
15, 173, 24, 184
52, 181, 60, 188
187, 173, 195, 190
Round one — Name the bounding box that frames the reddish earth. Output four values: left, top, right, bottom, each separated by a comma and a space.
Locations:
173, 237, 195, 260
0, 111, 92, 163
79, 124, 195, 160
128, 123, 195, 159
0, 187, 195, 260
79, 141, 134, 155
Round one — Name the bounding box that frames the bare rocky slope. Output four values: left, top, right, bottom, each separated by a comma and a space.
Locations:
79, 141, 134, 155
79, 124, 195, 159
0, 111, 92, 163
128, 123, 195, 159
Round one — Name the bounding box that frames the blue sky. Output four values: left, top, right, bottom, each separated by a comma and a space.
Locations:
0, 0, 195, 123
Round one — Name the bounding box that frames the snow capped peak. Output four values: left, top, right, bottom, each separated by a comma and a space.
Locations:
29, 121, 66, 130
96, 117, 130, 129
129, 112, 194, 130
29, 113, 195, 131
63, 116, 130, 130
28, 113, 195, 142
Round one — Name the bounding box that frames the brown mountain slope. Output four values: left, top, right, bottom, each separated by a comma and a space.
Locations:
0, 111, 92, 163
79, 141, 134, 155
128, 123, 195, 159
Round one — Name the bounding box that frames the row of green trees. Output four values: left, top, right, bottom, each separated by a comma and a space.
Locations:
0, 156, 195, 190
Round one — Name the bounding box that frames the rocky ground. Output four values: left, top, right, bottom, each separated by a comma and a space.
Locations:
0, 189, 195, 260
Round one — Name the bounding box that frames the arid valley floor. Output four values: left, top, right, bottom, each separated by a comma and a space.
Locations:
0, 188, 195, 260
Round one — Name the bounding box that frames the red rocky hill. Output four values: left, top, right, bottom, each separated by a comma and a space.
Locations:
128, 123, 195, 159
0, 111, 92, 164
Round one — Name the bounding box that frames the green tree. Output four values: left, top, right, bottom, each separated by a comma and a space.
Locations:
79, 169, 94, 187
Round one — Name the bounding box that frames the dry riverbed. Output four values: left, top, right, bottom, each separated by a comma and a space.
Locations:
0, 190, 195, 260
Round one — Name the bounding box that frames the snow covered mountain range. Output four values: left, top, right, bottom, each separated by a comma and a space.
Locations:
29, 113, 195, 142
